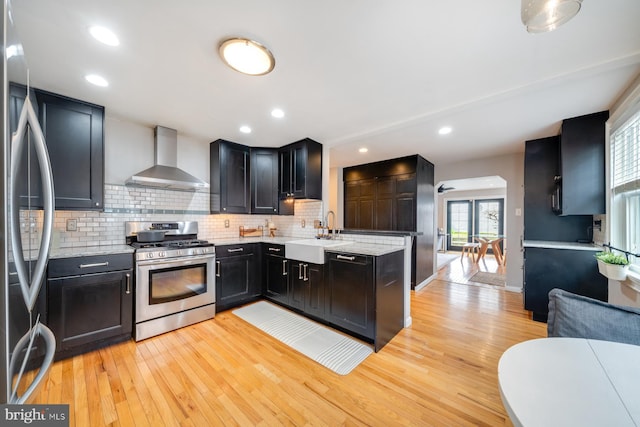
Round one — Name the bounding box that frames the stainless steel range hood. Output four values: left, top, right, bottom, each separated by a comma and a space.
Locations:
125, 126, 209, 191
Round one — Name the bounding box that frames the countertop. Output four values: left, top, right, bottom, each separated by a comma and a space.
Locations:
51, 245, 134, 259
210, 236, 405, 257
523, 240, 602, 251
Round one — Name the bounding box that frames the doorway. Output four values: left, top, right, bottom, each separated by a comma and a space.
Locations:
446, 198, 504, 251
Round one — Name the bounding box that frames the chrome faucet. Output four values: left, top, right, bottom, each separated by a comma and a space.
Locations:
325, 210, 335, 239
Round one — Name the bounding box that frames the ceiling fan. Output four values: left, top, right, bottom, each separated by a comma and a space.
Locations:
438, 184, 455, 193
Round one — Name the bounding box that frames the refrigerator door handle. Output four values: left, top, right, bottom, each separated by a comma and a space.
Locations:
8, 320, 55, 404
8, 95, 55, 312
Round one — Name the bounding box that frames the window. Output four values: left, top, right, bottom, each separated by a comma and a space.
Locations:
611, 107, 640, 269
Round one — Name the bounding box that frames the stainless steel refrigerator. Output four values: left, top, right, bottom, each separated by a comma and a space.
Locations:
2, 0, 56, 404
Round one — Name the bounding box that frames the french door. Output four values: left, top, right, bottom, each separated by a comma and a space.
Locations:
446, 198, 504, 251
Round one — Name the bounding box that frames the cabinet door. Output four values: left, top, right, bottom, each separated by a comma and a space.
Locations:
304, 263, 324, 319
325, 253, 374, 339
279, 139, 322, 200
289, 262, 306, 311
524, 247, 607, 322
36, 90, 104, 210
263, 248, 289, 305
375, 178, 394, 230
291, 144, 308, 198
48, 270, 133, 354
560, 111, 608, 215
215, 245, 258, 311
279, 148, 292, 198
394, 174, 417, 231
220, 142, 250, 214
251, 148, 279, 214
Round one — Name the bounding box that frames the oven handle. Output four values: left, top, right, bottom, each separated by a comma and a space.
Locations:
136, 254, 216, 267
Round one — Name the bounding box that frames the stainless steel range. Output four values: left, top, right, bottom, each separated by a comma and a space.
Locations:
126, 221, 215, 341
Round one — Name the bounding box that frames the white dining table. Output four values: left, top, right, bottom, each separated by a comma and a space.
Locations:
498, 337, 640, 427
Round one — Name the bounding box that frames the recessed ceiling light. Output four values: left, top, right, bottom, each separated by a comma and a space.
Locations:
239, 125, 252, 134
438, 126, 452, 135
219, 38, 275, 76
89, 26, 120, 47
359, 147, 368, 153
85, 74, 109, 87
271, 108, 285, 118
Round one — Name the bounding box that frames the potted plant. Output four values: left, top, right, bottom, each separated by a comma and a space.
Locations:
595, 252, 630, 281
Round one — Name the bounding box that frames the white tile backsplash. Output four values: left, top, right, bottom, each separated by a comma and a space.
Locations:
24, 185, 327, 249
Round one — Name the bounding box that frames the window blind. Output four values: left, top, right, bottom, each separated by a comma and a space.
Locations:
612, 109, 640, 193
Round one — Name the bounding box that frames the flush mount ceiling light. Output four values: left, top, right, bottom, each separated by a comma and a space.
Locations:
521, 0, 582, 33
219, 38, 275, 76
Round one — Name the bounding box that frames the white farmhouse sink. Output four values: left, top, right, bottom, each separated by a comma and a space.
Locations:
285, 239, 354, 264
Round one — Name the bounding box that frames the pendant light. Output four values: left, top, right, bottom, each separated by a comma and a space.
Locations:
219, 38, 275, 76
521, 0, 582, 33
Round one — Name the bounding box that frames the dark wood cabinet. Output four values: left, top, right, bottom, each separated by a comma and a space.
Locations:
523, 247, 607, 322
289, 261, 324, 319
210, 140, 251, 214
279, 138, 322, 200
344, 155, 434, 287
263, 244, 290, 305
215, 243, 260, 311
47, 253, 133, 360
524, 137, 593, 241
324, 249, 404, 351
9, 84, 105, 210
250, 148, 279, 214
558, 111, 608, 216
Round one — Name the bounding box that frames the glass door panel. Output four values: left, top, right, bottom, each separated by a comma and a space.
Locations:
474, 199, 505, 253
447, 200, 472, 251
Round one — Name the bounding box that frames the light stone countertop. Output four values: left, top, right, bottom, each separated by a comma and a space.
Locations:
50, 244, 134, 259
523, 240, 603, 251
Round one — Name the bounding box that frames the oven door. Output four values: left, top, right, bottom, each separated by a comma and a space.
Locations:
136, 254, 215, 323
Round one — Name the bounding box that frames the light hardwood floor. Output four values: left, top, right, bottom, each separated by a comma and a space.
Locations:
28, 256, 545, 426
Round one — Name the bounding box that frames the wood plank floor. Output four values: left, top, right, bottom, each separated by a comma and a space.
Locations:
28, 257, 545, 426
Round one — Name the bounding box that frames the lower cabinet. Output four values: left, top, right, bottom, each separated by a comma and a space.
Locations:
524, 247, 607, 322
215, 243, 260, 312
263, 244, 290, 305
289, 261, 324, 319
47, 253, 133, 360
325, 249, 404, 351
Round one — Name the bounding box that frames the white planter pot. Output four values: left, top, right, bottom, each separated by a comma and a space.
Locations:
596, 259, 629, 281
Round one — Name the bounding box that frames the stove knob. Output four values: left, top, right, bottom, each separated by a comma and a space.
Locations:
160, 251, 166, 258
147, 252, 154, 259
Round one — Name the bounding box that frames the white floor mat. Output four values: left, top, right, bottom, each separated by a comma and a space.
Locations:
232, 301, 373, 375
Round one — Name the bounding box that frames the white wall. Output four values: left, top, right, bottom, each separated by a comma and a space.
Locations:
435, 152, 524, 290
104, 116, 210, 185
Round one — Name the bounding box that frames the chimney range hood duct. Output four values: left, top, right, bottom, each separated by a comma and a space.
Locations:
125, 126, 209, 191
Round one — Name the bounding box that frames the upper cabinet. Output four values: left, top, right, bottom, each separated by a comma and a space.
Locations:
557, 110, 609, 216
9, 84, 105, 210
279, 138, 322, 200
210, 139, 251, 214
250, 148, 279, 214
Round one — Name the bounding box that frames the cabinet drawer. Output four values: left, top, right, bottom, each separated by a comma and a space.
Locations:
48, 253, 133, 278
216, 243, 256, 258
263, 243, 285, 255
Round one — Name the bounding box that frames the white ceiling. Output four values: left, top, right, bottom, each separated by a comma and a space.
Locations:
10, 0, 640, 168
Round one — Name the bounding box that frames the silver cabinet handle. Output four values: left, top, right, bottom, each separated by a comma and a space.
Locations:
268, 247, 281, 252
298, 263, 303, 280
303, 264, 309, 281
79, 261, 109, 269
125, 273, 131, 294
216, 261, 221, 277
337, 255, 355, 261
227, 248, 244, 253
282, 259, 288, 276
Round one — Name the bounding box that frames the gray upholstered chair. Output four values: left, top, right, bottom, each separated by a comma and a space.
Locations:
547, 288, 640, 346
